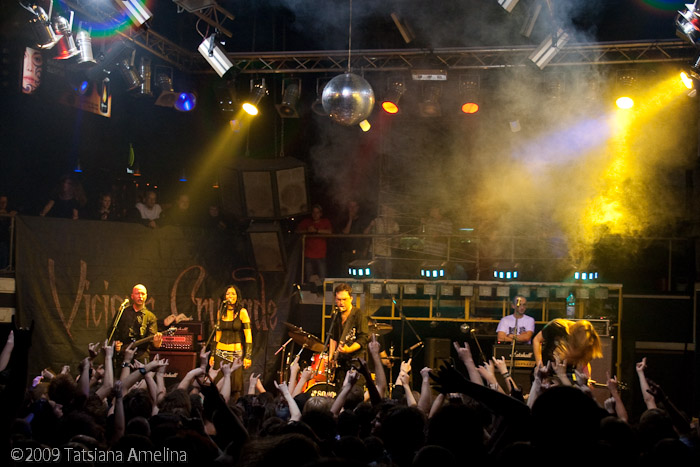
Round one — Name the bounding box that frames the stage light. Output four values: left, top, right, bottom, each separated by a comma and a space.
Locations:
681, 71, 694, 89
22, 3, 59, 50
381, 78, 405, 114
493, 262, 519, 281
420, 261, 446, 279
359, 119, 371, 132
137, 57, 152, 96
75, 28, 96, 66
155, 67, 195, 111
498, 0, 519, 13
53, 15, 79, 60
529, 28, 570, 69
114, 0, 153, 28
214, 85, 237, 111
459, 74, 480, 114
349, 259, 374, 278
676, 3, 700, 46
312, 78, 331, 116
242, 80, 268, 116
573, 265, 599, 282
419, 83, 442, 117
198, 34, 235, 79
175, 92, 197, 112
614, 69, 637, 110
276, 79, 301, 118
116, 52, 142, 91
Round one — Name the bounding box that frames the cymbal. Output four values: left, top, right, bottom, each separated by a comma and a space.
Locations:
284, 322, 302, 331
288, 329, 324, 353
369, 322, 393, 335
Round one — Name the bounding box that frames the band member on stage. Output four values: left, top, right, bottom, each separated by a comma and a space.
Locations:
496, 295, 535, 344
329, 283, 369, 386
532, 318, 602, 378
213, 285, 252, 399
109, 284, 162, 362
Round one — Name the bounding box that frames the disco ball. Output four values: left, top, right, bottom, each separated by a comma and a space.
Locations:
321, 73, 375, 126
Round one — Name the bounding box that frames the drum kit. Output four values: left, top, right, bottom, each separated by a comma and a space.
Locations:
282, 319, 394, 395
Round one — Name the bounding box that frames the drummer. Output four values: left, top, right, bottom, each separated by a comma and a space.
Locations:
328, 283, 369, 387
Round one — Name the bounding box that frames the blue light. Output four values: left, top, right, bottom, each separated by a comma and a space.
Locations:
432, 270, 437, 278
174, 92, 196, 112
365, 268, 370, 275
440, 270, 445, 277
78, 80, 90, 95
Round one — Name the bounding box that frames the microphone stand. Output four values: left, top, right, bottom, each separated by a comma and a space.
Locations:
323, 306, 341, 382
509, 316, 519, 374
107, 300, 129, 344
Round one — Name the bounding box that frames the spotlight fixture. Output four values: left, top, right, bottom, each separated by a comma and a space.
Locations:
493, 262, 519, 281
137, 57, 152, 96
381, 77, 405, 114
349, 259, 374, 278
359, 119, 371, 132
275, 79, 301, 118
498, 0, 519, 13
114, 0, 153, 28
214, 85, 237, 111
573, 265, 599, 282
312, 78, 331, 116
53, 14, 80, 60
21, 2, 60, 50
155, 67, 196, 111
420, 261, 447, 279
520, 0, 542, 38
614, 69, 636, 109
198, 34, 235, 79
676, 2, 700, 46
529, 28, 570, 69
242, 79, 268, 116
116, 50, 142, 91
419, 83, 442, 117
390, 12, 414, 44
75, 27, 96, 66
459, 74, 480, 114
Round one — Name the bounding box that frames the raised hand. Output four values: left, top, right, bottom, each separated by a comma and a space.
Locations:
491, 356, 508, 374
368, 334, 380, 355
123, 343, 137, 364
400, 358, 412, 375
453, 341, 473, 361
344, 367, 360, 388
606, 371, 620, 394
221, 362, 233, 377
636, 357, 648, 372
420, 367, 432, 380
88, 342, 101, 360
104, 341, 115, 360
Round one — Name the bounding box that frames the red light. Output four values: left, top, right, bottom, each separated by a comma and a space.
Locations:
461, 102, 479, 114
382, 101, 399, 114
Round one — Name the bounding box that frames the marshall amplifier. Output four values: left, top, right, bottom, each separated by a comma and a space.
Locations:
492, 344, 536, 368
160, 333, 196, 351
173, 321, 204, 341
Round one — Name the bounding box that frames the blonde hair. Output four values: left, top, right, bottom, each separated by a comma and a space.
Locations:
555, 320, 603, 368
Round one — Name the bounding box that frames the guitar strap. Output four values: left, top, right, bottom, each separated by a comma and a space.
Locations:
338, 308, 357, 348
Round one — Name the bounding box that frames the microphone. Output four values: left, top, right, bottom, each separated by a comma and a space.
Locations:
120, 298, 130, 308
404, 341, 424, 354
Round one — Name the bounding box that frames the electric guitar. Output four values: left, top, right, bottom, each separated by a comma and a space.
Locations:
329, 328, 356, 383
114, 327, 177, 354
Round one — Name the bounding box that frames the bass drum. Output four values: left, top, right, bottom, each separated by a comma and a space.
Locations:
304, 383, 337, 398
302, 353, 330, 392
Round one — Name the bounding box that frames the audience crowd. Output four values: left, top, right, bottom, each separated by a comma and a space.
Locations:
1, 327, 697, 467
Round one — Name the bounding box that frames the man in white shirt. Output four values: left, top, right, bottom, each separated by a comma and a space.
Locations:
496, 295, 535, 344
134, 189, 162, 229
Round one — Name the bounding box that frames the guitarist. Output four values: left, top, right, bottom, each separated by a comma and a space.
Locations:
328, 283, 369, 388
109, 284, 162, 364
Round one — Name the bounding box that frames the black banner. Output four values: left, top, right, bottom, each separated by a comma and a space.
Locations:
14, 216, 291, 383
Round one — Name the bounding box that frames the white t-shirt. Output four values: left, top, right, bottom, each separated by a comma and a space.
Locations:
496, 314, 535, 341
135, 202, 162, 220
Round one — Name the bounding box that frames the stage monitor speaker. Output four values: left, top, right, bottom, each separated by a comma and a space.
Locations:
247, 222, 286, 271
588, 336, 614, 406
220, 157, 309, 220
158, 351, 197, 383
425, 338, 451, 370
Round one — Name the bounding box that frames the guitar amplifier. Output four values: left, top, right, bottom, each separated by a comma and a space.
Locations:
174, 321, 204, 341
492, 344, 536, 368
160, 333, 196, 351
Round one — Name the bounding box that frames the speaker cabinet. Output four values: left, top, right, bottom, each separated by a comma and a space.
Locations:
425, 338, 452, 370
158, 351, 197, 383
589, 336, 614, 406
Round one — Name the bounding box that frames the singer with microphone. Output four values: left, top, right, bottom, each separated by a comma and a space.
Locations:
107, 283, 162, 363
212, 285, 252, 401
496, 295, 535, 344
328, 283, 369, 388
